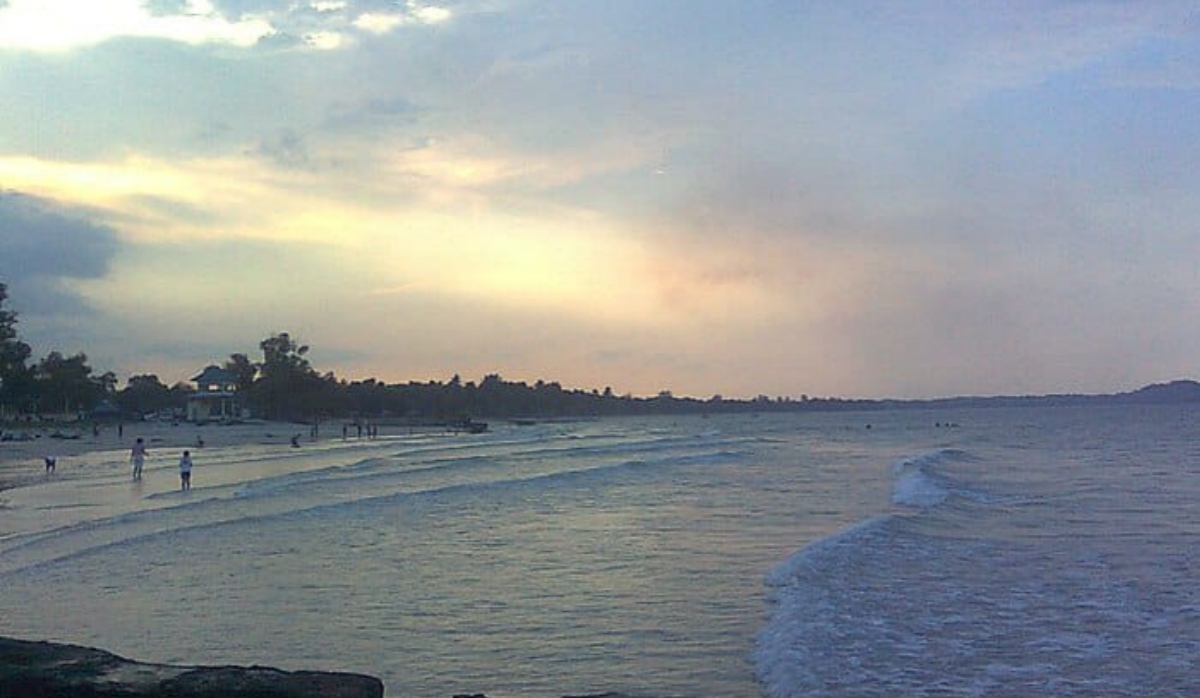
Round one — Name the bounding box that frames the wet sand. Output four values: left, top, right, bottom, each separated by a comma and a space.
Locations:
0, 421, 317, 492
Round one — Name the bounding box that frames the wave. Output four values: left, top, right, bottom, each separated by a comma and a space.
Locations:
756, 516, 895, 696
890, 448, 975, 508
762, 516, 892, 588
755, 449, 976, 696
0, 445, 751, 578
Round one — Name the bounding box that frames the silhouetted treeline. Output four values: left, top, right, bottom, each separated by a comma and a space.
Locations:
209, 332, 837, 422
193, 333, 871, 422
1, 283, 123, 418
0, 280, 832, 423
4, 283, 1200, 424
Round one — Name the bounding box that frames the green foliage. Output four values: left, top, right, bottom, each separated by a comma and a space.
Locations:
224, 353, 257, 392
248, 332, 328, 420
34, 351, 109, 414
117, 374, 184, 416
0, 282, 34, 414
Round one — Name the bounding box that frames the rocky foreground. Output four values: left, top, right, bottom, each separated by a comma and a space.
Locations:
0, 636, 646, 698
0, 636, 383, 698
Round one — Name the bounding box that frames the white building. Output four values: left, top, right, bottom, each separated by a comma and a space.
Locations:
186, 365, 246, 423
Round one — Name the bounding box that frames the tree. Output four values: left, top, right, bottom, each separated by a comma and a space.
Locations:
117, 374, 175, 416
259, 332, 310, 380
0, 282, 34, 415
35, 351, 103, 414
224, 353, 257, 392
250, 332, 322, 420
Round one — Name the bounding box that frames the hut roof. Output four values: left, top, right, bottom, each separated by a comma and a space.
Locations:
191, 365, 238, 385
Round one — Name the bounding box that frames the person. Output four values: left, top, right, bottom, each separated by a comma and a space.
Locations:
44, 456, 56, 474
130, 437, 147, 480
178, 450, 193, 491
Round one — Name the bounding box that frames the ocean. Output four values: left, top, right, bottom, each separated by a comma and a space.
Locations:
0, 406, 1197, 697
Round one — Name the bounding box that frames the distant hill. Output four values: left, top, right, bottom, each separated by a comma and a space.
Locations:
1115, 379, 1200, 404
870, 379, 1200, 410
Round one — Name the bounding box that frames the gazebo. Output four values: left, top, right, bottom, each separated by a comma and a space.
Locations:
186, 365, 246, 423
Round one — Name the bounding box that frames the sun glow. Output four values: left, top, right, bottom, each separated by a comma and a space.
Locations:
0, 154, 362, 245
0, 151, 661, 325
0, 136, 794, 342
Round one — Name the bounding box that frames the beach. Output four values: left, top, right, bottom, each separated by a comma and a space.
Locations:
0, 420, 327, 492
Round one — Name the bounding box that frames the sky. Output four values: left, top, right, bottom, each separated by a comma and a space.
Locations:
1, 0, 1199, 400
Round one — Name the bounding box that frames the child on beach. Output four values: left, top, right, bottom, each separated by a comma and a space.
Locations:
178, 450, 192, 491
130, 438, 147, 480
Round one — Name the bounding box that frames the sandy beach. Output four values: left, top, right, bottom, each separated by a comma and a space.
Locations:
0, 420, 331, 492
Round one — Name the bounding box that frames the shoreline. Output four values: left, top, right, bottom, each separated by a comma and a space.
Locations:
0, 419, 411, 493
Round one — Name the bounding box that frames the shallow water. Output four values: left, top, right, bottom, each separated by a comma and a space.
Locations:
1, 407, 1197, 697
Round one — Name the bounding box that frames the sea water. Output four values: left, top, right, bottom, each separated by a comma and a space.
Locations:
0, 407, 1196, 697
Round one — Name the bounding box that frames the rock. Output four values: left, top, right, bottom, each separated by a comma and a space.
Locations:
0, 636, 383, 698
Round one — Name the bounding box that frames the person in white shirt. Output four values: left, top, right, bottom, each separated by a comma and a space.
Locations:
130, 438, 147, 480
179, 450, 193, 491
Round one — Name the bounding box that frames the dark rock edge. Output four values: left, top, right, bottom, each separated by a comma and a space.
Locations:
0, 636, 383, 698
1, 636, 652, 698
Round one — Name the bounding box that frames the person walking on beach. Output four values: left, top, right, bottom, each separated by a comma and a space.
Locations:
178, 450, 193, 491
130, 437, 147, 480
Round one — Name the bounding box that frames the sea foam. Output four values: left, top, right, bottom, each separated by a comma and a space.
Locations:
890, 449, 965, 508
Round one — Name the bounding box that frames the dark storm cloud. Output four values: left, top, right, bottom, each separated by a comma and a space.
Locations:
0, 192, 120, 315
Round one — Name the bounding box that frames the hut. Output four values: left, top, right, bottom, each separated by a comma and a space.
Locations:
186, 365, 246, 423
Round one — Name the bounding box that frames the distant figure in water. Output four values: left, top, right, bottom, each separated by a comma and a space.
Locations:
178, 450, 193, 491
130, 437, 147, 480
195, 434, 205, 448
44, 456, 56, 474
290, 433, 301, 448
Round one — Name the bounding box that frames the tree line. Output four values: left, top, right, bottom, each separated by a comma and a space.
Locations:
1, 281, 841, 425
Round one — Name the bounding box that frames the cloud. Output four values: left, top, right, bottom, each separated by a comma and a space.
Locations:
2, 1, 1199, 397
0, 0, 274, 52
255, 130, 313, 169
0, 0, 456, 53
353, 12, 405, 34
324, 95, 422, 130
0, 191, 120, 316
0, 192, 118, 280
